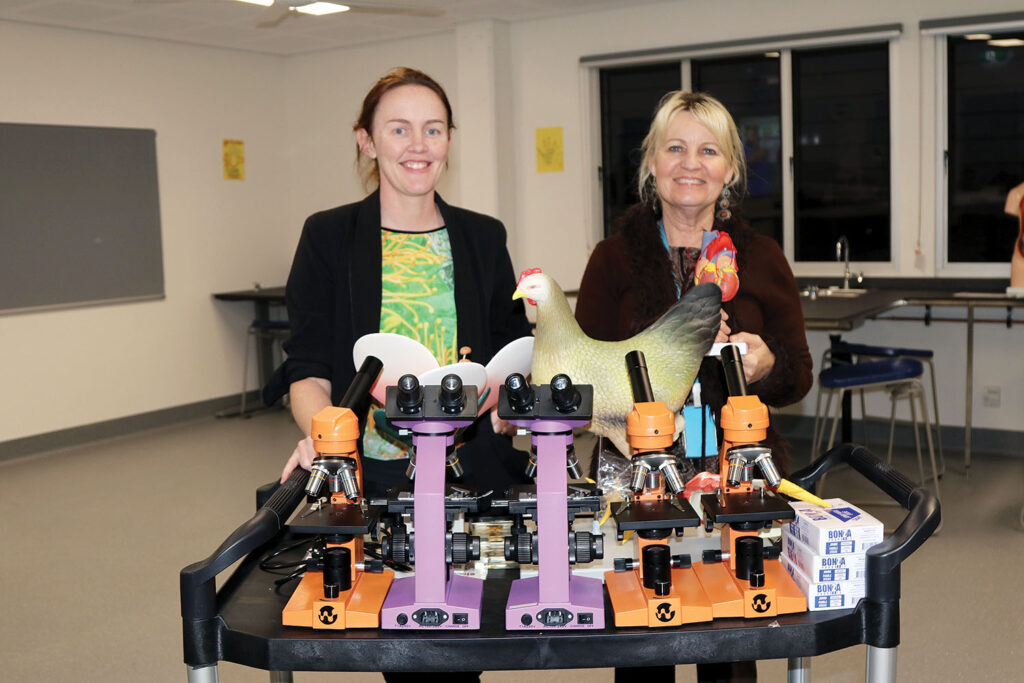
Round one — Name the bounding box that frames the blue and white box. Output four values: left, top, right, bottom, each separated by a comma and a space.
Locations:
781, 553, 865, 612
782, 532, 867, 583
786, 499, 883, 555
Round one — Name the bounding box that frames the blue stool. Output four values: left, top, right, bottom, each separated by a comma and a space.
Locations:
240, 319, 290, 416
812, 358, 941, 503
825, 341, 944, 471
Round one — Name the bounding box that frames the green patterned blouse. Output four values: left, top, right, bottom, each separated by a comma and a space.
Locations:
363, 227, 457, 460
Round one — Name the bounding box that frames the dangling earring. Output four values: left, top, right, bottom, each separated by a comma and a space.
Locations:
649, 175, 661, 214
717, 187, 732, 221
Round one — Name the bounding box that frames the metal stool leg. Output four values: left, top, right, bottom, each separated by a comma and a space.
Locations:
908, 387, 927, 489
788, 656, 811, 682
866, 645, 898, 683
923, 358, 945, 476
270, 672, 293, 683
240, 325, 253, 417
916, 383, 941, 503
886, 387, 898, 466
187, 664, 218, 683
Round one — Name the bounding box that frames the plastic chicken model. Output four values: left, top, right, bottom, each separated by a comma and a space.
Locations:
514, 270, 720, 455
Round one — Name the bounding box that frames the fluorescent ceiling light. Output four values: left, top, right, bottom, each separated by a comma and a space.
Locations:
964, 33, 991, 40
987, 38, 1024, 47
764, 51, 780, 58
235, 0, 274, 6
296, 2, 351, 16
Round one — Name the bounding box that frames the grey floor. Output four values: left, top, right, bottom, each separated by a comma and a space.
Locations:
2, 408, 1022, 682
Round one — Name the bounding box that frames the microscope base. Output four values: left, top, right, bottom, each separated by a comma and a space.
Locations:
380, 572, 483, 629
282, 570, 394, 629
692, 558, 806, 619
605, 567, 713, 627
505, 574, 605, 630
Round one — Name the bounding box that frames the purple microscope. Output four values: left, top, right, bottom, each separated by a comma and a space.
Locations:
498, 373, 605, 630
378, 374, 484, 629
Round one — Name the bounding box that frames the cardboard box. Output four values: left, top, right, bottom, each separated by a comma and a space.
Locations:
781, 554, 865, 612
782, 532, 867, 583
785, 499, 883, 555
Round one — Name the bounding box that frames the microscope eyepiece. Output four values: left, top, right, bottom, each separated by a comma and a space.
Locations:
550, 374, 581, 413
439, 373, 465, 414
396, 374, 422, 414
504, 373, 535, 413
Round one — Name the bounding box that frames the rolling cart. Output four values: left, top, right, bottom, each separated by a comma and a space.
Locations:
180, 442, 939, 682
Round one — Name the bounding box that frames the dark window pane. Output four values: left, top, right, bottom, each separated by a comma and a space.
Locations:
693, 55, 783, 245
793, 44, 890, 262
948, 33, 1024, 263
600, 63, 681, 237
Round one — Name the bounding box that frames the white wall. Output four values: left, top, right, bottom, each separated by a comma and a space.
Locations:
2, 0, 1022, 443
0, 22, 292, 442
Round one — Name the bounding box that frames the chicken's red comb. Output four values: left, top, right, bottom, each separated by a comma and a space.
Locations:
517, 268, 542, 306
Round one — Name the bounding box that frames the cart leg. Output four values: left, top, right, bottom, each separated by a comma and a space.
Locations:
865, 645, 897, 683
187, 664, 218, 683
270, 673, 293, 683
788, 656, 811, 682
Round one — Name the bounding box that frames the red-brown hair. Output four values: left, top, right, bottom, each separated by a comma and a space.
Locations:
354, 67, 455, 189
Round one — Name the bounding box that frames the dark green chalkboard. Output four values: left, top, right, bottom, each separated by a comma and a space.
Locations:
0, 122, 164, 314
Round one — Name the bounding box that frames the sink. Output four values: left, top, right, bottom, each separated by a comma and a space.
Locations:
801, 286, 868, 299
822, 286, 867, 298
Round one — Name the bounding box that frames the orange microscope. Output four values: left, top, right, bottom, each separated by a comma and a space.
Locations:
695, 344, 823, 619
605, 351, 713, 627
280, 357, 394, 630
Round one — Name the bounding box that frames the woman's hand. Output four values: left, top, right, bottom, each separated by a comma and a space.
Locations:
716, 309, 732, 343
280, 435, 318, 483
490, 406, 517, 436
1005, 181, 1024, 217
728, 331, 775, 385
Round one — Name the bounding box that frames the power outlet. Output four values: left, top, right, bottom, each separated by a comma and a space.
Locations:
982, 386, 1001, 408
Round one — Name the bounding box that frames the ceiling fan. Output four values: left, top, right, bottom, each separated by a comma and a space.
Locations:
138, 1, 444, 29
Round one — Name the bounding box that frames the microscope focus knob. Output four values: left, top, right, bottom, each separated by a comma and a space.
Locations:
439, 374, 465, 414
387, 529, 410, 565
572, 531, 603, 564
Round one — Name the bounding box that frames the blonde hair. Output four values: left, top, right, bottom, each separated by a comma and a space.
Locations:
636, 90, 746, 206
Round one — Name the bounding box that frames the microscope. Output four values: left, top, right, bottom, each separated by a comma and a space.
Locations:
696, 344, 822, 619
281, 357, 394, 630
377, 373, 486, 629
605, 351, 713, 627
497, 372, 605, 629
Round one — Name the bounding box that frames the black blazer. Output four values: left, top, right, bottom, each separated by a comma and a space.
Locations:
266, 189, 531, 405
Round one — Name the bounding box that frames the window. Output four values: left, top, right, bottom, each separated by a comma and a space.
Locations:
792, 44, 891, 262
598, 62, 681, 236
946, 31, 1024, 263
692, 55, 783, 244
595, 34, 895, 263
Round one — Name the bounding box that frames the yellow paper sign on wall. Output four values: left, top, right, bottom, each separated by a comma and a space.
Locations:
223, 139, 245, 180
536, 127, 564, 173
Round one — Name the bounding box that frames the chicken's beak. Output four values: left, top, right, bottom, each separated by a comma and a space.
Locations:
512, 288, 536, 306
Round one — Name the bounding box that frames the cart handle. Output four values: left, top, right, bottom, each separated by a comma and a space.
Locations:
180, 356, 383, 623
788, 443, 941, 603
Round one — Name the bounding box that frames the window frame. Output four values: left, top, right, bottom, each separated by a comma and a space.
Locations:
924, 15, 1024, 277
581, 26, 903, 276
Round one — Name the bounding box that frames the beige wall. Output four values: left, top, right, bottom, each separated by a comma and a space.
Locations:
0, 22, 292, 441
2, 0, 1022, 443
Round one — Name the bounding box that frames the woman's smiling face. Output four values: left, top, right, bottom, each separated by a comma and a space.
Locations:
358, 84, 452, 200
651, 110, 734, 218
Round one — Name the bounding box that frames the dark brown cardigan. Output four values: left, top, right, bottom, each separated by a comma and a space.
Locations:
575, 203, 813, 473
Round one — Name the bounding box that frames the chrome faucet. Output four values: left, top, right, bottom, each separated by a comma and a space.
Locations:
835, 236, 851, 289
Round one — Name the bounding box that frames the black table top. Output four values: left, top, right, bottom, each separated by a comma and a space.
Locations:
208, 532, 871, 673
213, 286, 286, 303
